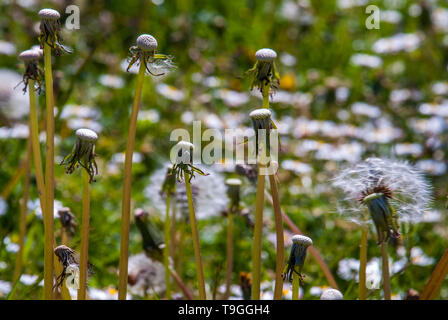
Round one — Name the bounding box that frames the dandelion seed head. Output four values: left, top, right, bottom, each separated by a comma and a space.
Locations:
18, 49, 41, 62
320, 288, 343, 300
255, 48, 277, 62
291, 234, 313, 247
76, 128, 98, 142
136, 34, 158, 51
249, 108, 271, 120
225, 178, 242, 186
332, 157, 432, 226
38, 8, 60, 20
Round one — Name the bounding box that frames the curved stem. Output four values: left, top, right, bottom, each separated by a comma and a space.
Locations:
264, 189, 339, 290
359, 227, 368, 300
185, 172, 206, 300
381, 241, 391, 300
168, 264, 193, 300
420, 249, 448, 300
224, 211, 234, 299
28, 80, 45, 214
251, 165, 265, 300
78, 170, 90, 300
269, 175, 284, 300
13, 140, 31, 292
164, 194, 172, 299
292, 267, 300, 300
118, 62, 146, 300
43, 43, 55, 300
0, 161, 26, 200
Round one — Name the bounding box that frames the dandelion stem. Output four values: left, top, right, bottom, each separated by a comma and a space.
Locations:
420, 249, 448, 300
168, 264, 193, 300
118, 62, 146, 300
269, 175, 284, 300
292, 266, 300, 300
177, 222, 185, 275
359, 227, 368, 300
43, 42, 55, 300
28, 79, 46, 213
224, 210, 234, 299
264, 190, 339, 289
262, 82, 270, 108
251, 165, 265, 300
78, 169, 90, 300
0, 160, 26, 200
184, 172, 206, 300
13, 140, 31, 292
164, 194, 172, 300
381, 241, 391, 300
170, 198, 176, 262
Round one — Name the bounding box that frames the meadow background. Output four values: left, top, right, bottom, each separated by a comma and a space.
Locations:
1, 0, 448, 299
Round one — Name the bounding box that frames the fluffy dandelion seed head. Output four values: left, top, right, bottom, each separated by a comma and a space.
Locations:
249, 108, 271, 120
136, 34, 158, 51
332, 157, 432, 225
176, 140, 194, 150
255, 48, 277, 62
38, 8, 60, 20
75, 128, 98, 142
225, 178, 242, 186
291, 234, 313, 247
320, 288, 343, 300
18, 49, 41, 62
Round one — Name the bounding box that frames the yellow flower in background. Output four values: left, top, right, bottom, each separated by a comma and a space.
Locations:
280, 74, 295, 90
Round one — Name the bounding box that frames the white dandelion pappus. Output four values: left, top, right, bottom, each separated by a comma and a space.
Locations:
332, 158, 432, 227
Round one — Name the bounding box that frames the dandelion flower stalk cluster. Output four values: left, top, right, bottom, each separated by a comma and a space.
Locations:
333, 157, 431, 300
118, 33, 174, 300
60, 128, 99, 300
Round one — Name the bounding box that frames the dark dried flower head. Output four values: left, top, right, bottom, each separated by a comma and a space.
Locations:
54, 245, 93, 290
320, 288, 343, 300
127, 34, 175, 76
161, 167, 176, 196
60, 128, 99, 183
282, 235, 312, 284
17, 49, 44, 93
171, 141, 209, 182
134, 208, 165, 262
239, 272, 252, 300
38, 8, 72, 55
235, 163, 258, 185
332, 158, 431, 244
57, 207, 77, 235
246, 48, 280, 94
225, 178, 242, 213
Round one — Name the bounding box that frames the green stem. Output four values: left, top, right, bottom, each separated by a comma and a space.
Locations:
118, 62, 146, 300
184, 172, 206, 300
13, 140, 31, 293
164, 194, 172, 299
251, 165, 265, 300
359, 227, 368, 300
224, 210, 234, 299
292, 267, 300, 300
420, 249, 448, 300
381, 241, 391, 300
78, 170, 90, 300
269, 175, 284, 300
262, 82, 270, 108
43, 43, 55, 300
28, 80, 46, 212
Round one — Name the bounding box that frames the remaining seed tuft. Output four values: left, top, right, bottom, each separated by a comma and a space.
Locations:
282, 234, 313, 283
320, 288, 343, 300
18, 49, 42, 62
38, 8, 60, 20
255, 48, 277, 62
76, 128, 98, 142
136, 34, 158, 51
291, 235, 313, 247
171, 141, 208, 182
17, 48, 44, 93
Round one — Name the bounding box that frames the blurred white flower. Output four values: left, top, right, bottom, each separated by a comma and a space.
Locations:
337, 0, 367, 9
381, 10, 402, 24
0, 40, 16, 56
432, 8, 448, 32
394, 143, 423, 157
350, 54, 383, 68
0, 197, 7, 216
351, 102, 381, 118
215, 89, 249, 107
98, 74, 124, 89
416, 159, 447, 175
0, 69, 29, 120
419, 101, 448, 117
20, 274, 38, 286
128, 253, 165, 297
156, 83, 185, 102
138, 109, 160, 123
373, 33, 421, 54
0, 280, 12, 295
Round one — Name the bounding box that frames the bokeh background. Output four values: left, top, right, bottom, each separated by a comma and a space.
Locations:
1, 0, 448, 299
